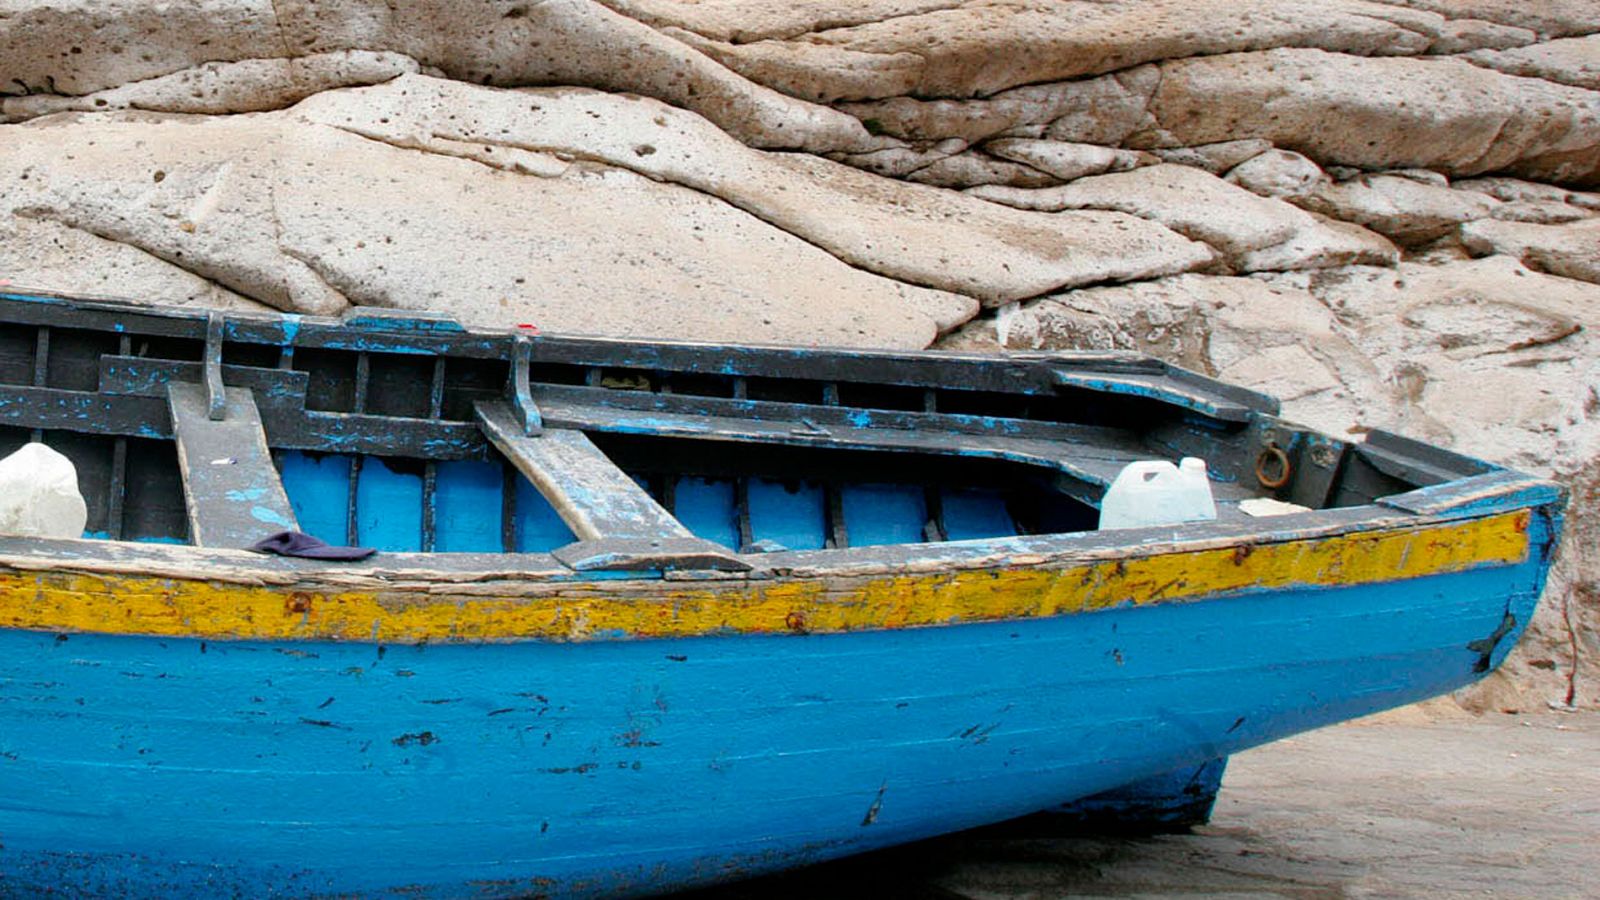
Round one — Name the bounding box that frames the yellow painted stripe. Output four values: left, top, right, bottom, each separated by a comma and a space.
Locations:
0, 511, 1531, 643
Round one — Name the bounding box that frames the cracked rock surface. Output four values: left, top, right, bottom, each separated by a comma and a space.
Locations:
1, 0, 1595, 706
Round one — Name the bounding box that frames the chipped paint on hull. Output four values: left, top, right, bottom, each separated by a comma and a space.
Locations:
0, 510, 1558, 898
0, 511, 1532, 644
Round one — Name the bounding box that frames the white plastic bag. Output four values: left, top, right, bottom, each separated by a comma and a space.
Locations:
1098, 457, 1217, 530
0, 443, 88, 539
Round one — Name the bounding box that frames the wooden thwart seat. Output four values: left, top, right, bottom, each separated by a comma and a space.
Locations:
476, 401, 747, 571
167, 382, 299, 549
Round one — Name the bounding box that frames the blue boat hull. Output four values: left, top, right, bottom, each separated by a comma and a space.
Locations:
0, 524, 1551, 899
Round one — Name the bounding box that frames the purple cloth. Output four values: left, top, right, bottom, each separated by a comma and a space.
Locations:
250, 530, 375, 560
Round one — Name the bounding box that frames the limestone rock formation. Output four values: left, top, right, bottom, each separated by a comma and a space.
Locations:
1, 0, 1596, 707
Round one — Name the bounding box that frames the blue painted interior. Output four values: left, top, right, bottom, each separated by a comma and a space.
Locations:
73, 441, 1040, 553
279, 451, 352, 545
0, 517, 1556, 898
674, 477, 739, 549
842, 483, 928, 547
747, 478, 826, 551
279, 452, 579, 553
204, 455, 1029, 553
514, 476, 576, 553
942, 488, 1020, 542
355, 457, 423, 552
433, 460, 503, 553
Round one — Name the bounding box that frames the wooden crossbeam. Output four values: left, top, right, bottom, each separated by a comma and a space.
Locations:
167, 382, 299, 548
477, 401, 691, 543
476, 401, 747, 571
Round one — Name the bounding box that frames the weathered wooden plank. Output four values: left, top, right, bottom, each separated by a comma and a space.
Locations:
1360, 429, 1493, 487
0, 385, 168, 436
530, 383, 1120, 446
1052, 369, 1259, 423
106, 437, 128, 541
478, 401, 749, 571
98, 355, 310, 403
476, 401, 694, 543
531, 394, 1201, 506
203, 311, 226, 420
167, 382, 298, 548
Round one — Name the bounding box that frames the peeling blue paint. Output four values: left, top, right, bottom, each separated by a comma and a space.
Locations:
249, 506, 293, 527
0, 544, 1553, 898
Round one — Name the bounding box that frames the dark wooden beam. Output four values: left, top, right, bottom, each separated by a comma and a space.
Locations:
476, 400, 748, 571
476, 401, 692, 544
166, 383, 298, 549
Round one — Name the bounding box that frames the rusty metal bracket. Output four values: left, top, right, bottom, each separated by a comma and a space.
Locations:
509, 332, 543, 436
203, 311, 226, 421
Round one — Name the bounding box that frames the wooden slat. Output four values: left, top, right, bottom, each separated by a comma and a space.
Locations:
167, 382, 299, 549
531, 395, 1198, 507
476, 401, 693, 543
1053, 369, 1257, 422
106, 437, 128, 541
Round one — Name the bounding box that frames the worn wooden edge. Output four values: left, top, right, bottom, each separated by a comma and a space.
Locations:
167, 382, 301, 548
477, 401, 695, 543
552, 538, 752, 572
0, 508, 1545, 644
0, 289, 1298, 410
0, 490, 1552, 593
1378, 470, 1566, 516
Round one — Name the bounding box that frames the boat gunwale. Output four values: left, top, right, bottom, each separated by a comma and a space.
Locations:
0, 287, 1277, 409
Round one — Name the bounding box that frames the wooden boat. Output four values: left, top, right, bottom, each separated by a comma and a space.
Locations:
0, 288, 1562, 898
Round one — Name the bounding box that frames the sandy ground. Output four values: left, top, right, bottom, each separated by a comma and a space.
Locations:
687, 709, 1599, 899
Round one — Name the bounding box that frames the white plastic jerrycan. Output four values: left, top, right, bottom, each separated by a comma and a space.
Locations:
1098, 457, 1217, 530
0, 443, 88, 539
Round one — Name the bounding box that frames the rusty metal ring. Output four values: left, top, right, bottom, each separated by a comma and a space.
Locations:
1254, 445, 1292, 489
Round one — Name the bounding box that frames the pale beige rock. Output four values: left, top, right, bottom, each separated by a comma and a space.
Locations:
826, 139, 967, 179
1460, 218, 1600, 285
6, 115, 351, 316
1380, 168, 1450, 188
654, 0, 1445, 102
1467, 35, 1600, 90
1266, 257, 1600, 472
984, 139, 1150, 182
1489, 199, 1595, 225
1423, 18, 1538, 54
0, 111, 976, 346
1, 51, 420, 122
1570, 192, 1600, 212
1224, 149, 1329, 200
968, 164, 1312, 260
599, 0, 963, 44
296, 76, 1214, 304
1137, 49, 1600, 184
0, 0, 884, 152
1235, 213, 1400, 272
1216, 343, 1342, 401
1151, 140, 1274, 175
0, 215, 269, 311
1451, 176, 1577, 204
1382, 0, 1600, 39
836, 65, 1162, 145
1298, 174, 1499, 245
903, 151, 1059, 188
0, 0, 281, 95
937, 273, 1365, 428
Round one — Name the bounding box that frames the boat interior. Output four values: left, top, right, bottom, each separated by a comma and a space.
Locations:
0, 292, 1494, 569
